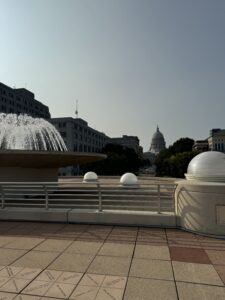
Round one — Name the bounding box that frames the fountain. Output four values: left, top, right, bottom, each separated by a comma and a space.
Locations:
0, 113, 106, 182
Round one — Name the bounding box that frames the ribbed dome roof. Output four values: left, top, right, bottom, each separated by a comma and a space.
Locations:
186, 151, 225, 182
152, 126, 165, 141
149, 126, 166, 154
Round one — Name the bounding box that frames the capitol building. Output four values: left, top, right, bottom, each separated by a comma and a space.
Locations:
144, 126, 166, 162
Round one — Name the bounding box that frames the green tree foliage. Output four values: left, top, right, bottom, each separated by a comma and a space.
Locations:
81, 143, 147, 175
155, 138, 199, 178
171, 138, 194, 154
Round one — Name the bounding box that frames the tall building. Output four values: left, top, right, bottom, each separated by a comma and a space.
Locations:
0, 82, 50, 119
143, 125, 166, 163
109, 135, 143, 155
50, 117, 109, 175
149, 125, 166, 154
208, 128, 225, 152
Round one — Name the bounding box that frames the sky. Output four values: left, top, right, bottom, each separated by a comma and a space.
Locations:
0, 0, 225, 151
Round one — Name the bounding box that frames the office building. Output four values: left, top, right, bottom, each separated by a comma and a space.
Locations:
50, 117, 109, 175
0, 82, 50, 119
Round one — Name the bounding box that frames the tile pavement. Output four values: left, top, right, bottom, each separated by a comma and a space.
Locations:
0, 222, 224, 299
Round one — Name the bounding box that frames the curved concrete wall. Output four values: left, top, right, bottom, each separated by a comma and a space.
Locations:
175, 180, 225, 236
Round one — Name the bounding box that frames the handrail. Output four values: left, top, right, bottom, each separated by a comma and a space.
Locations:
0, 181, 176, 213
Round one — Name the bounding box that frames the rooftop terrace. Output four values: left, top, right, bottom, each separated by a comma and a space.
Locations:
0, 221, 224, 299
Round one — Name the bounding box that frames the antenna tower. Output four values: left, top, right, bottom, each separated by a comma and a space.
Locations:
75, 99, 78, 118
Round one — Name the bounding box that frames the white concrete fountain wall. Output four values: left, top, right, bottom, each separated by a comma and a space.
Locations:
175, 151, 225, 236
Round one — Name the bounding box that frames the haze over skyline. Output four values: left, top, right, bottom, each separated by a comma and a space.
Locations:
1, 0, 225, 151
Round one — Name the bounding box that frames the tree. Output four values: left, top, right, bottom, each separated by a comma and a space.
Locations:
155, 137, 198, 178
81, 143, 145, 175
171, 138, 194, 154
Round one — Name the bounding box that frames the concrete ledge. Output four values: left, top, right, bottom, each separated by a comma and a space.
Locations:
0, 208, 70, 222
68, 209, 176, 227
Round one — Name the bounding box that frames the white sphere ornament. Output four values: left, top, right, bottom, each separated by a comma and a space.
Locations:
120, 173, 138, 186
83, 171, 98, 182
185, 151, 225, 182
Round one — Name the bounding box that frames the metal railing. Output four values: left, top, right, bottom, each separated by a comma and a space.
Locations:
0, 181, 176, 213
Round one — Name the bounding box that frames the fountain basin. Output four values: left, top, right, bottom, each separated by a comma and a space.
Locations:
0, 150, 106, 182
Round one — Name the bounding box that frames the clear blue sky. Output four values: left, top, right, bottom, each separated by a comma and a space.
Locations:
0, 0, 225, 151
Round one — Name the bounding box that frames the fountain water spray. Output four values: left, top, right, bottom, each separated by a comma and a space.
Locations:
0, 113, 67, 151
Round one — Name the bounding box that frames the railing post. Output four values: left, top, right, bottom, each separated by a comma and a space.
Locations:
1, 185, 4, 209
98, 183, 102, 212
157, 184, 161, 214
44, 185, 49, 210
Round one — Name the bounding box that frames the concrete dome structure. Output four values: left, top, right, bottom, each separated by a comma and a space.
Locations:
83, 171, 98, 182
185, 151, 225, 182
120, 173, 138, 186
149, 126, 166, 155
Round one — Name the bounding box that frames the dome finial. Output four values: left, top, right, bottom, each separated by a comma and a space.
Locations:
157, 125, 159, 132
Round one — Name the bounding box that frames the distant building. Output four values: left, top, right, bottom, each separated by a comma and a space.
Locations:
0, 82, 50, 119
109, 135, 143, 155
50, 117, 109, 175
144, 125, 166, 162
149, 126, 166, 154
208, 128, 225, 152
193, 139, 209, 152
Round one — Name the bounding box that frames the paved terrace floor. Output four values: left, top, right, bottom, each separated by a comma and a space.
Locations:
0, 222, 224, 299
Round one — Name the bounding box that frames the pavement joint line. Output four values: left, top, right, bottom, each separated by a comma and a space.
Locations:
121, 225, 139, 300
174, 279, 225, 288
165, 228, 180, 300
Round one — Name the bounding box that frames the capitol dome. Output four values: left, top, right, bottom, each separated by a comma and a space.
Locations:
186, 151, 225, 182
149, 126, 166, 154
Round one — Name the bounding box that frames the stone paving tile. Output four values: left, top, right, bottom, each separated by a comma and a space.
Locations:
4, 238, 44, 250
0, 237, 16, 247
49, 253, 94, 272
35, 269, 62, 282
70, 285, 99, 300
0, 266, 42, 294
123, 277, 178, 300
79, 274, 105, 287
177, 281, 225, 300
172, 261, 223, 285
0, 249, 27, 265
134, 244, 170, 260
170, 246, 211, 264
45, 282, 75, 298
71, 274, 126, 300
0, 292, 17, 300
65, 241, 103, 255
23, 269, 83, 298
106, 234, 137, 244
130, 258, 174, 280
95, 287, 124, 300
16, 268, 42, 280
57, 272, 83, 285
206, 250, 225, 265
88, 255, 131, 276
15, 295, 41, 300
102, 275, 127, 289
0, 278, 30, 293
199, 238, 225, 251
23, 280, 52, 296
34, 239, 72, 252
76, 232, 106, 242
98, 242, 134, 257
12, 251, 59, 269
0, 266, 23, 278
0, 278, 11, 288
214, 265, 225, 284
